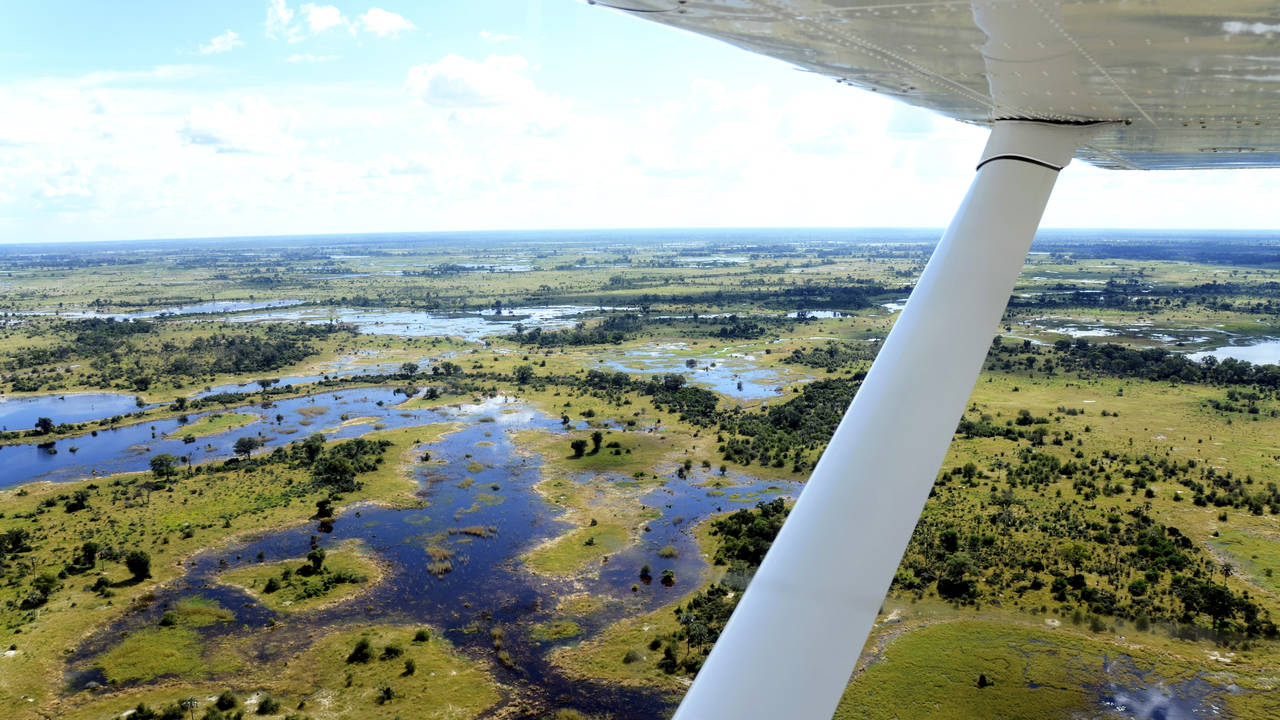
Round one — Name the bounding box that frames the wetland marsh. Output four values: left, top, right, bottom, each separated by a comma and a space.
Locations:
1, 229, 1278, 719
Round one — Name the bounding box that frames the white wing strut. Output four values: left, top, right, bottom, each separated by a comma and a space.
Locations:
673, 120, 1105, 720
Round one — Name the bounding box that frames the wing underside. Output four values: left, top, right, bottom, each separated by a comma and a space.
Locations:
602, 0, 1280, 170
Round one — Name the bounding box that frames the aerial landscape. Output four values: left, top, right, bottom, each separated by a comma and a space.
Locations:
0, 228, 1277, 719
7, 1, 1280, 718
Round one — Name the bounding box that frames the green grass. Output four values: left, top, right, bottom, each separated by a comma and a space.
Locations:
530, 620, 583, 641
218, 542, 382, 613
95, 627, 209, 684
837, 619, 1213, 720
272, 625, 500, 718
1211, 528, 1280, 595
168, 411, 257, 439
524, 522, 630, 575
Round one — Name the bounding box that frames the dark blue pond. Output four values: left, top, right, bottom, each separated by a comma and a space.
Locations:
65, 399, 797, 717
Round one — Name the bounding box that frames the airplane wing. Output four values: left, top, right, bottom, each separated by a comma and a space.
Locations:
597, 0, 1280, 169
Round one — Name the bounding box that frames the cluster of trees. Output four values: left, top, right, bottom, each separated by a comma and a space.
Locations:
1042, 338, 1280, 387
892, 447, 1278, 640
3, 318, 348, 393
513, 314, 645, 347
571, 369, 721, 427
716, 378, 860, 471
783, 340, 876, 372
261, 546, 366, 602
120, 689, 256, 720
647, 499, 789, 676
5, 318, 153, 371
160, 326, 337, 377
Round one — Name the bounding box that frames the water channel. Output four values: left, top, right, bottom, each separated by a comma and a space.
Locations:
60, 396, 796, 716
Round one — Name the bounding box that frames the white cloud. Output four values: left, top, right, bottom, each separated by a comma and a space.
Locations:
199, 30, 244, 55
301, 3, 347, 34
74, 65, 204, 88
406, 54, 536, 107
179, 98, 303, 155
265, 0, 295, 39
480, 29, 520, 43
287, 53, 339, 63
360, 8, 415, 37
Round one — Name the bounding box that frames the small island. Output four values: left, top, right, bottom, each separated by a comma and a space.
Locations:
219, 540, 383, 613
167, 412, 257, 440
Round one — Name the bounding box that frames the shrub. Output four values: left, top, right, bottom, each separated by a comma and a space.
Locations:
256, 695, 280, 714
125, 549, 151, 580
346, 637, 373, 664
380, 643, 403, 660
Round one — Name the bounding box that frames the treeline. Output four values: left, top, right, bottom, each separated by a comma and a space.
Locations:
4, 320, 348, 393
1007, 287, 1280, 316
783, 340, 877, 372
992, 338, 1280, 388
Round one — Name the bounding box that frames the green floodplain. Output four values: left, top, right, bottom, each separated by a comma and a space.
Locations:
0, 229, 1278, 719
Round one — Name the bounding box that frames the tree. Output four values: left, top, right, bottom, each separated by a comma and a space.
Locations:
301, 433, 326, 464
591, 431, 603, 454
79, 541, 100, 568
400, 362, 419, 377
34, 416, 54, 435
514, 364, 534, 384
313, 454, 357, 491
307, 547, 326, 572
937, 552, 977, 600
570, 439, 588, 458
150, 453, 176, 479
233, 436, 261, 459
1059, 542, 1090, 572
125, 549, 151, 580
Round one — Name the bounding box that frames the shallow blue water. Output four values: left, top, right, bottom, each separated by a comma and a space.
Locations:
64, 299, 304, 321
600, 349, 788, 401
65, 399, 798, 715
1189, 338, 1280, 366
0, 388, 433, 488
228, 305, 610, 340
0, 393, 145, 431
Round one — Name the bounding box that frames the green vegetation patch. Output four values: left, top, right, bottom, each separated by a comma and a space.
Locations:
530, 619, 583, 642
524, 522, 629, 576
274, 625, 500, 719
837, 620, 1203, 720
219, 542, 381, 613
167, 412, 256, 440
95, 626, 208, 684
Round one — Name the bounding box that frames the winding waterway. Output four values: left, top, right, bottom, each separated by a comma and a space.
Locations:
62, 397, 796, 716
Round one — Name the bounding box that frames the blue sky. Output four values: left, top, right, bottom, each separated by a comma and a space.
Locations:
1, 1, 1276, 242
